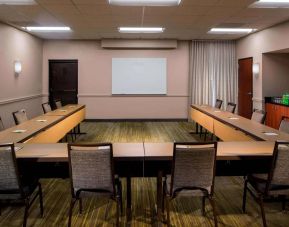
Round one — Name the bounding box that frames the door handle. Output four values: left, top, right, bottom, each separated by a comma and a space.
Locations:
247, 92, 252, 95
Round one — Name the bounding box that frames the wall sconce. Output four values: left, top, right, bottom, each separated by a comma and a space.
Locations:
14, 60, 22, 75
252, 63, 260, 78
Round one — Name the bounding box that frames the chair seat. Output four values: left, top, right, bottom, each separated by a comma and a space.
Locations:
248, 174, 289, 196
0, 178, 38, 200
165, 175, 211, 197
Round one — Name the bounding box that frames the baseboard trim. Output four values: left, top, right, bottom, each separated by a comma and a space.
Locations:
84, 118, 188, 122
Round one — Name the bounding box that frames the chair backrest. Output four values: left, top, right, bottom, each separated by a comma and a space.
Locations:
0, 117, 4, 131
68, 143, 115, 196
0, 143, 22, 194
42, 102, 52, 113
251, 109, 266, 124
267, 142, 289, 192
214, 99, 223, 109
54, 99, 62, 109
170, 142, 217, 196
226, 102, 236, 113
279, 116, 289, 134
12, 109, 28, 125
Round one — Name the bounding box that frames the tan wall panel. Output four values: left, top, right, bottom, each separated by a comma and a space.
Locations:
191, 108, 214, 133
26, 109, 85, 143
214, 120, 254, 142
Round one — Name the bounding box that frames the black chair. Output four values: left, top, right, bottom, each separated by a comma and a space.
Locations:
0, 143, 44, 227
68, 143, 122, 227
279, 116, 289, 134
251, 109, 266, 124
163, 142, 218, 226
0, 117, 4, 131
242, 141, 289, 227
226, 102, 236, 113
42, 102, 52, 113
54, 99, 62, 109
215, 99, 223, 109
12, 109, 28, 125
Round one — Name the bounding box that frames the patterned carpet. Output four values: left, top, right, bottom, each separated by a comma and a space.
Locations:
0, 121, 288, 227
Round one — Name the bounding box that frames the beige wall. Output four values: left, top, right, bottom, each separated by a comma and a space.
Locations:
262, 53, 289, 97
0, 23, 43, 127
237, 20, 289, 109
43, 40, 190, 119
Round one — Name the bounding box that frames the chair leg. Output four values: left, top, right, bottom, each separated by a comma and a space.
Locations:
38, 183, 44, 217
200, 126, 203, 138
204, 131, 207, 141
165, 196, 170, 226
257, 195, 267, 227
208, 196, 218, 227
115, 199, 120, 227
23, 200, 29, 227
282, 196, 286, 211
211, 133, 214, 141
68, 199, 77, 227
202, 196, 206, 216
79, 198, 83, 214
162, 182, 165, 214
116, 179, 123, 215
242, 180, 248, 213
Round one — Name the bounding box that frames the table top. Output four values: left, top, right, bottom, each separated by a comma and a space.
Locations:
0, 115, 63, 143
15, 142, 145, 161
191, 104, 289, 142
15, 141, 275, 162
0, 104, 85, 144
144, 141, 275, 161
45, 104, 85, 117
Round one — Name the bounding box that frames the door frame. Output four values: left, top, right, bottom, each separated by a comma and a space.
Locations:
238, 57, 253, 117
48, 59, 78, 105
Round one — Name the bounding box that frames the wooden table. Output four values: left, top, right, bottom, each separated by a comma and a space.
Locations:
0, 105, 85, 144
191, 104, 289, 141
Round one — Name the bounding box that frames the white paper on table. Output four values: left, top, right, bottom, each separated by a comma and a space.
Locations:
263, 132, 278, 136
36, 119, 47, 122
12, 129, 27, 133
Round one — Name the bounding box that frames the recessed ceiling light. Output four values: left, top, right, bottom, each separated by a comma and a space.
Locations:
109, 0, 181, 6
0, 0, 36, 5
118, 27, 165, 33
250, 0, 289, 8
208, 28, 255, 34
23, 27, 71, 32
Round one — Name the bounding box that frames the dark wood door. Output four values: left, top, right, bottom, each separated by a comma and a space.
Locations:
238, 58, 253, 119
49, 60, 78, 108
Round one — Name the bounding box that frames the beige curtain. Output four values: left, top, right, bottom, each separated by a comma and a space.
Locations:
188, 40, 238, 110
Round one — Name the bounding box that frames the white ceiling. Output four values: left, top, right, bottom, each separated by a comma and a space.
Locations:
0, 0, 289, 40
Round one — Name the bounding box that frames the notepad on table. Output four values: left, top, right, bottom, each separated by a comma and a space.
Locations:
263, 132, 278, 136
229, 117, 239, 120
36, 119, 47, 122
12, 129, 27, 133
214, 110, 221, 113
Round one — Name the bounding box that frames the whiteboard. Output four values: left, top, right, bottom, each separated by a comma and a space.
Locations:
112, 58, 167, 95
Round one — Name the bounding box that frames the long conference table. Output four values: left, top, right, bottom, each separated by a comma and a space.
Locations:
0, 104, 85, 144
1, 103, 289, 223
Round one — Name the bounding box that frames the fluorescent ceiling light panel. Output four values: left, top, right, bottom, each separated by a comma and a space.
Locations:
109, 0, 181, 6
118, 27, 165, 33
250, 0, 289, 8
0, 0, 36, 4
23, 27, 71, 32
208, 28, 254, 34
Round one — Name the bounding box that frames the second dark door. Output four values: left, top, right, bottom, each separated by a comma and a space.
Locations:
49, 60, 78, 107
238, 57, 253, 119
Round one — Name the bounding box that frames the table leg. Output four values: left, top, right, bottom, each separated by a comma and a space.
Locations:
126, 176, 132, 223
157, 170, 163, 223
189, 122, 199, 134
